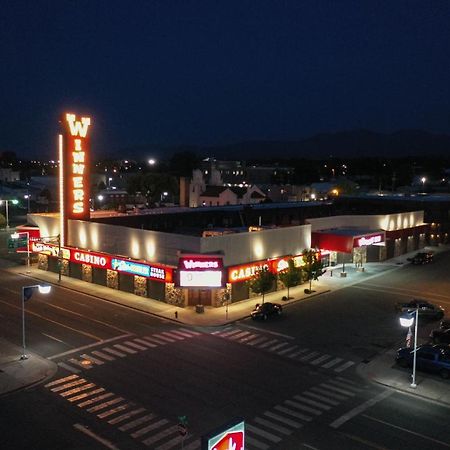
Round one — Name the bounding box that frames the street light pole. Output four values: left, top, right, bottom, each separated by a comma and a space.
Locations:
411, 307, 419, 388
21, 284, 52, 360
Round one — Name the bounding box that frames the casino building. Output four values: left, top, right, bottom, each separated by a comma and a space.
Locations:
18, 112, 434, 308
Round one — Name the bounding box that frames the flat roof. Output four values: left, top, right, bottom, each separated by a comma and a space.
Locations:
313, 228, 383, 237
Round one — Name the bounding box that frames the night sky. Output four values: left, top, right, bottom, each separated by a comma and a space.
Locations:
2, 1, 450, 159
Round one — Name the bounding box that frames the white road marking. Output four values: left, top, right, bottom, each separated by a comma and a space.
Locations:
246, 424, 282, 443
131, 418, 168, 438
103, 347, 126, 357
113, 344, 137, 354
303, 391, 339, 406
80, 354, 105, 365
328, 379, 362, 392
334, 361, 355, 373
321, 357, 343, 369
68, 388, 105, 403
73, 423, 119, 450
299, 351, 320, 362
278, 345, 298, 355
274, 405, 313, 422
241, 324, 296, 340
284, 399, 322, 416
264, 411, 303, 428
49, 333, 133, 360
253, 417, 292, 435
247, 336, 268, 346
288, 348, 310, 358
162, 331, 184, 340
330, 391, 393, 428
179, 328, 201, 335
142, 424, 178, 446
41, 332, 67, 344
245, 435, 269, 450
119, 413, 157, 431
97, 402, 132, 419
61, 383, 96, 397
78, 392, 115, 408
153, 333, 176, 343
257, 339, 279, 349
268, 342, 291, 352
310, 386, 346, 401
50, 378, 87, 392
92, 350, 115, 361
143, 336, 167, 345
294, 395, 331, 410
310, 354, 331, 365
57, 362, 81, 373
124, 341, 147, 351
108, 407, 146, 425
133, 337, 157, 348
87, 397, 124, 413
45, 374, 79, 388
319, 383, 355, 397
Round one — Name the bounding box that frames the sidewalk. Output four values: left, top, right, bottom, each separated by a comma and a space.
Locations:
1, 244, 449, 401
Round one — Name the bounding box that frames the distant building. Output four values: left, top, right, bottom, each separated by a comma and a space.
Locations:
0, 168, 20, 182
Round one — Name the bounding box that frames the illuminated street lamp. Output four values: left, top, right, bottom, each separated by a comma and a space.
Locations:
399, 308, 419, 388
421, 177, 426, 190
24, 194, 31, 213
0, 199, 19, 229
11, 231, 30, 273
148, 158, 156, 166
20, 284, 52, 360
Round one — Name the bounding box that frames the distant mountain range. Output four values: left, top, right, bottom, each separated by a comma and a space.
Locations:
115, 129, 450, 160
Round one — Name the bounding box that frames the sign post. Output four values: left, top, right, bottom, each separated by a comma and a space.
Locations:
178, 415, 188, 449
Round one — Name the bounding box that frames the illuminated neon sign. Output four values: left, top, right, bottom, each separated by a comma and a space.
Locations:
60, 112, 92, 245
354, 233, 385, 247
202, 418, 245, 450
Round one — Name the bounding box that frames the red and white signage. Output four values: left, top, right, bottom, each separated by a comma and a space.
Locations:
71, 250, 110, 268
353, 232, 385, 248
202, 419, 245, 450
177, 255, 224, 287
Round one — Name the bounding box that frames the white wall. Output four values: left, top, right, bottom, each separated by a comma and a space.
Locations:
307, 211, 425, 232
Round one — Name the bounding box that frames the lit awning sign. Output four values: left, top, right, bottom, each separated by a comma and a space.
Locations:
177, 255, 224, 287
202, 419, 245, 450
354, 233, 385, 247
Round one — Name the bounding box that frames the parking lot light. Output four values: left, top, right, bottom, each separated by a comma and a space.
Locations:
399, 308, 419, 388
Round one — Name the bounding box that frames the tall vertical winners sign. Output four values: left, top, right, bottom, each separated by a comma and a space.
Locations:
59, 113, 92, 246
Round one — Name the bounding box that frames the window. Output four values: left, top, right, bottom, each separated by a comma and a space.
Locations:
418, 352, 435, 361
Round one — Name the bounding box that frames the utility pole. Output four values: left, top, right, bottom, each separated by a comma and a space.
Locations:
58, 233, 62, 282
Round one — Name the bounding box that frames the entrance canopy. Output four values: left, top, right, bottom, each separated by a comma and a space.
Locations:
312, 228, 386, 253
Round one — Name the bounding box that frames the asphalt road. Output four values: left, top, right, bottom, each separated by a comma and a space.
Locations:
0, 251, 449, 449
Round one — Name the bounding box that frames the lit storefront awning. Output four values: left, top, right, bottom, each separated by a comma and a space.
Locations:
312, 228, 386, 253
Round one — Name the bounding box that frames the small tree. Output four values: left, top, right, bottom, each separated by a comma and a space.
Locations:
302, 249, 324, 293
278, 258, 302, 299
248, 266, 276, 304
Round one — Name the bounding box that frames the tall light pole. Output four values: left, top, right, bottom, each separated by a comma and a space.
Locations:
0, 199, 19, 229
11, 231, 30, 273
24, 194, 31, 213
21, 284, 52, 360
421, 177, 426, 191
400, 308, 419, 388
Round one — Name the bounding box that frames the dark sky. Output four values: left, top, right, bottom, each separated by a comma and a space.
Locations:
2, 0, 450, 159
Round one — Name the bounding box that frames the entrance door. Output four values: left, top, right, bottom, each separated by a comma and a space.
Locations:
187, 289, 212, 306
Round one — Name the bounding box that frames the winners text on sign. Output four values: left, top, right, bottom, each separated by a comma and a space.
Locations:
62, 113, 91, 222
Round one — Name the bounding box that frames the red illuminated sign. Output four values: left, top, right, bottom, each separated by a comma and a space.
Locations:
179, 255, 224, 271
71, 249, 110, 268
353, 232, 385, 248
202, 419, 245, 450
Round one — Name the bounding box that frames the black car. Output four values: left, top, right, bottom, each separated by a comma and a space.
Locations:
407, 252, 433, 265
396, 344, 450, 379
251, 302, 282, 320
395, 299, 445, 320
430, 327, 450, 344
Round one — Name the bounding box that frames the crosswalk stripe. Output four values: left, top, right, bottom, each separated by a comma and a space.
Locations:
239, 333, 259, 343
278, 345, 298, 355
108, 407, 146, 425
125, 341, 147, 351
321, 357, 342, 368
179, 328, 201, 336
311, 386, 346, 401
247, 336, 268, 346
246, 424, 282, 442
299, 351, 320, 362
287, 348, 309, 358
328, 379, 362, 392
114, 344, 137, 354
162, 331, 184, 340
284, 399, 322, 415
57, 362, 81, 373
92, 350, 115, 361
293, 395, 331, 410
68, 387, 105, 403
61, 383, 96, 397
245, 435, 270, 450
131, 418, 168, 438
97, 402, 132, 419
219, 328, 241, 337
134, 338, 157, 348
142, 424, 178, 446
45, 374, 79, 387
170, 330, 194, 338
68, 357, 93, 369
334, 361, 355, 373
310, 354, 331, 365
119, 413, 157, 431
257, 339, 279, 349
87, 397, 124, 413
103, 347, 127, 357
228, 331, 250, 340
253, 417, 292, 435
274, 405, 312, 422
143, 336, 167, 345
304, 391, 340, 406
51, 378, 87, 392
320, 383, 355, 397
263, 411, 303, 428
153, 334, 176, 343
77, 392, 115, 408
268, 342, 290, 352
80, 354, 105, 365
181, 439, 201, 450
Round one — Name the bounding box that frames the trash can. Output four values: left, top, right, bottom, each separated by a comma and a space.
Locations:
195, 304, 204, 314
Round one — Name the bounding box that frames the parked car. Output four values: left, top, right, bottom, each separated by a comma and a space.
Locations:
430, 327, 450, 344
396, 344, 450, 379
251, 302, 282, 320
395, 299, 445, 320
407, 252, 433, 265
